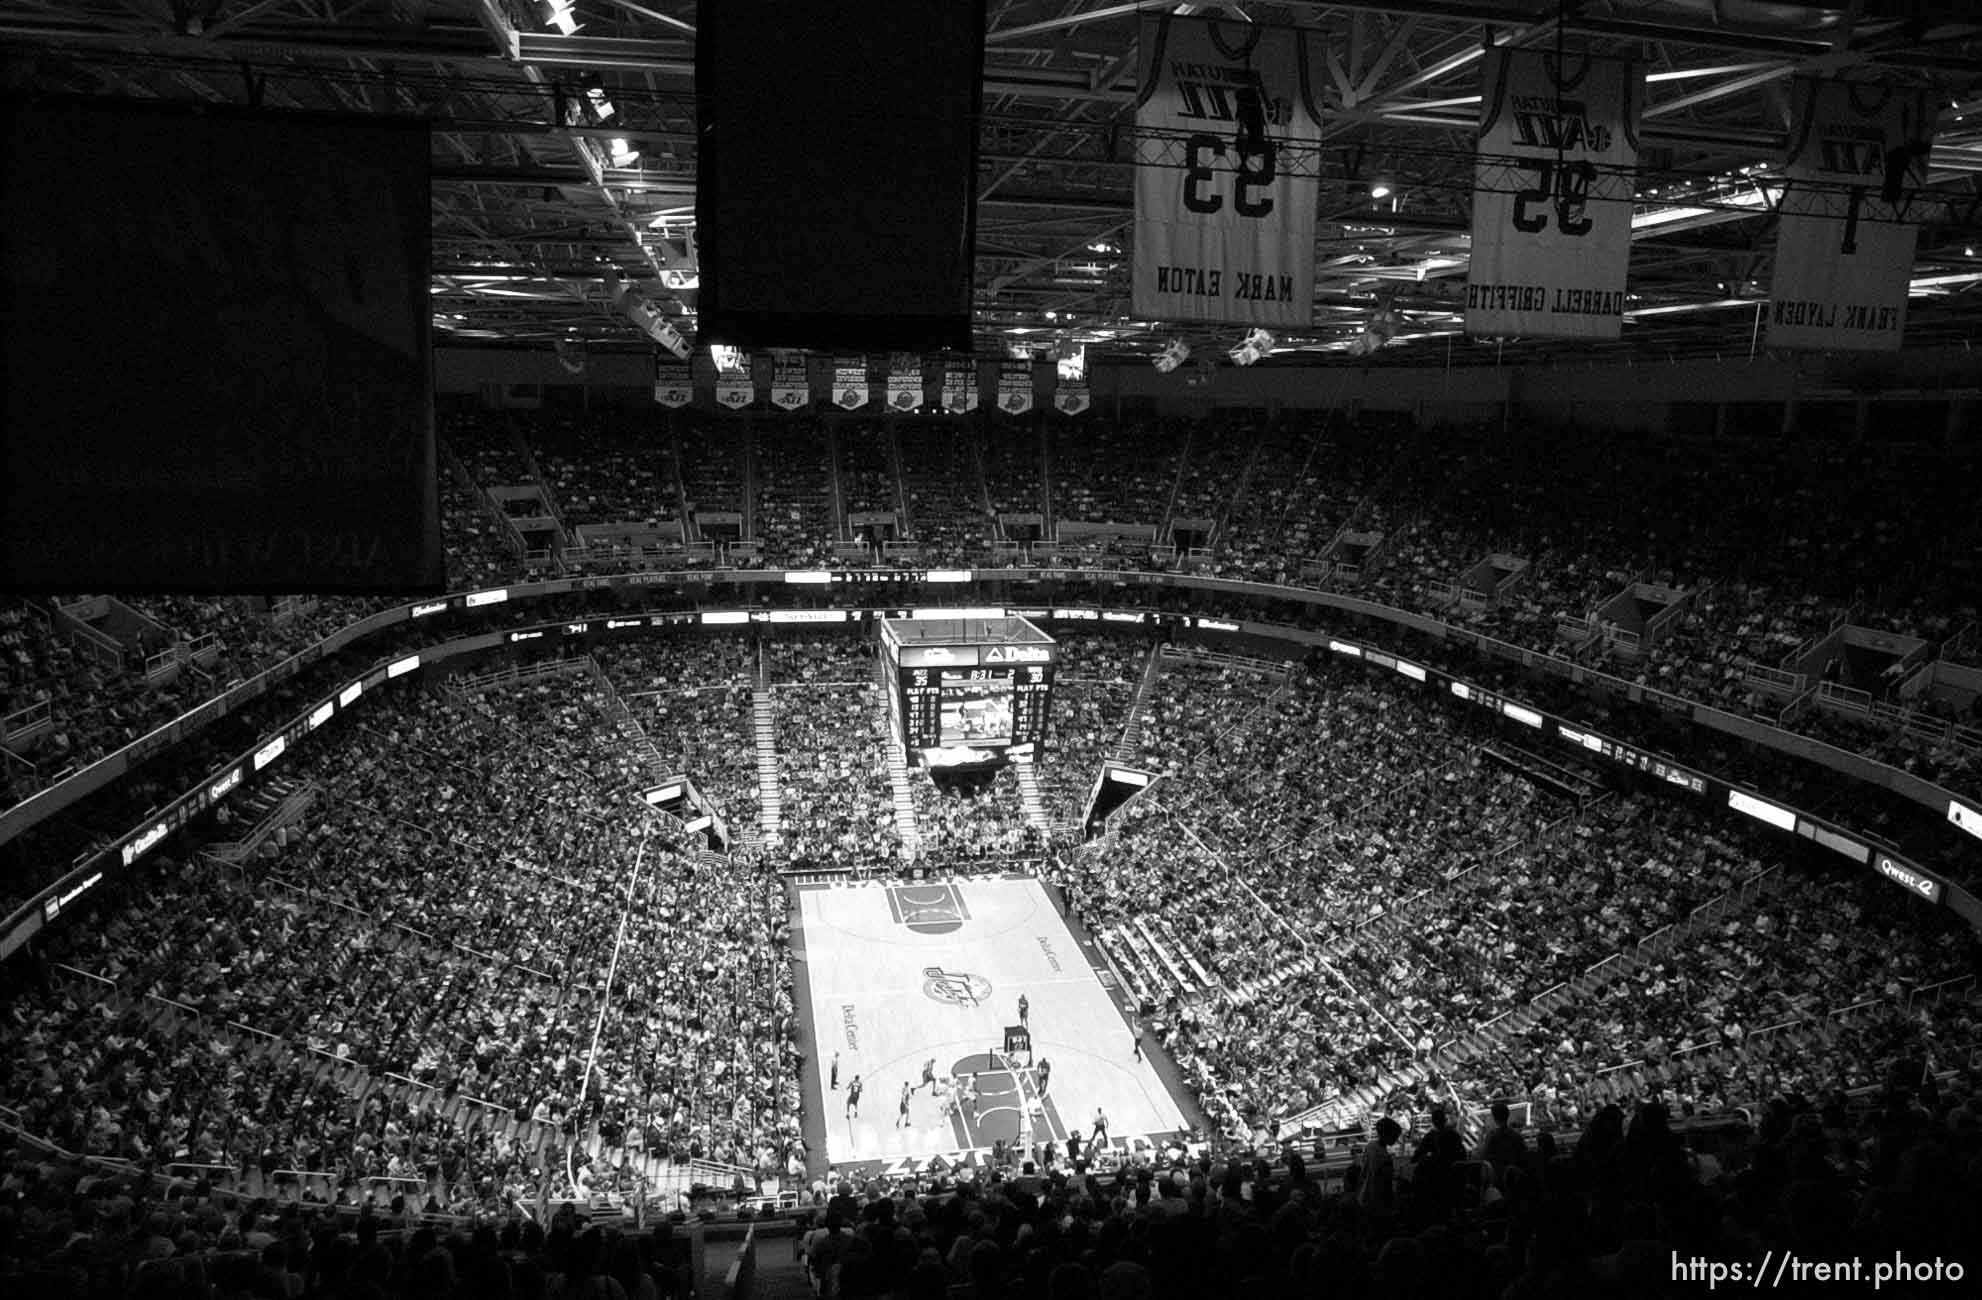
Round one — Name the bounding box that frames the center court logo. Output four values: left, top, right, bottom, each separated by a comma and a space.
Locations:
922, 966, 993, 1007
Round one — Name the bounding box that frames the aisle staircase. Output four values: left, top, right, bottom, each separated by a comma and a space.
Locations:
587, 656, 674, 785
751, 645, 783, 838
1111, 643, 1166, 763
1010, 755, 1054, 839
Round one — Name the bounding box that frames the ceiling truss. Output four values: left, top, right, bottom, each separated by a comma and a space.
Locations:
3, 0, 1980, 364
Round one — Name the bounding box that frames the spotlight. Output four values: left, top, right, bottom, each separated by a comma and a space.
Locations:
542, 2, 581, 37
608, 138, 640, 167
1368, 180, 1394, 200
1229, 328, 1275, 366
1153, 339, 1191, 373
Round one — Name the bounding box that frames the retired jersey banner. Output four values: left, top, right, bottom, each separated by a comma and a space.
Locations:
943, 359, 979, 413
1054, 383, 1091, 416
715, 354, 754, 410
653, 358, 693, 408
1768, 80, 1935, 353
1466, 49, 1641, 340
1131, 14, 1324, 327
833, 356, 868, 410
886, 352, 924, 412
939, 360, 979, 412
769, 353, 809, 411
997, 360, 1033, 415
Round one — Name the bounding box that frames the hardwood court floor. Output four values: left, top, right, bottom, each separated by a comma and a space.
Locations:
796, 876, 1189, 1174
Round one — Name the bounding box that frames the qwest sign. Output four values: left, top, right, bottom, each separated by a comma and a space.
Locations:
1875, 854, 1942, 903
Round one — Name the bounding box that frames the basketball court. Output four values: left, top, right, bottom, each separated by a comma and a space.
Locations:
793, 876, 1193, 1178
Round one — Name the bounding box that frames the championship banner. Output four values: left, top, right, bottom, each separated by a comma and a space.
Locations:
1131, 14, 1324, 327
1465, 49, 1642, 340
1054, 384, 1091, 416
714, 352, 754, 410
770, 352, 810, 411
997, 360, 1033, 415
886, 352, 924, 412
653, 358, 693, 409
1767, 80, 1935, 353
943, 359, 979, 413
833, 356, 869, 410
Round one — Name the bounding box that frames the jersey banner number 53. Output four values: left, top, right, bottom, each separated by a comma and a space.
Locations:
1131, 14, 1324, 329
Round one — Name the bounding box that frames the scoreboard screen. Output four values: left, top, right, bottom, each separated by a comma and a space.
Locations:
899, 662, 1053, 751
883, 616, 1056, 762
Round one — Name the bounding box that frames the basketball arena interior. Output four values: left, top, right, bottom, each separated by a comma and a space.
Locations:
3, 2, 1982, 1297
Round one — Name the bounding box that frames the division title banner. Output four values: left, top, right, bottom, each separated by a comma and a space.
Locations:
1767, 79, 1936, 353
1131, 14, 1324, 328
1465, 49, 1643, 341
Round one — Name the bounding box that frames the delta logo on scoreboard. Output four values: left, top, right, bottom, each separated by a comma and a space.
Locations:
983, 644, 1049, 664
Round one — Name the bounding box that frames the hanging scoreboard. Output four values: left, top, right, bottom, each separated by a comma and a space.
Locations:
881, 617, 1056, 763
1131, 13, 1324, 327
1465, 48, 1642, 340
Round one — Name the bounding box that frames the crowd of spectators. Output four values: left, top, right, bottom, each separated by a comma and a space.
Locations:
1047, 420, 1183, 525
895, 424, 992, 564
836, 422, 900, 521
10, 410, 1980, 817
592, 637, 761, 832
907, 767, 1040, 863
1037, 634, 1146, 824
980, 423, 1046, 520
520, 414, 679, 530
671, 413, 746, 520
768, 636, 902, 869
1050, 655, 1982, 1155
754, 417, 838, 568
14, 1071, 1982, 1300
8, 409, 1982, 1294
2, 676, 803, 1222
0, 1171, 698, 1300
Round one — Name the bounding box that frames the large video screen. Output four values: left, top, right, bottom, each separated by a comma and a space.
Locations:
0, 99, 438, 592
940, 672, 1015, 745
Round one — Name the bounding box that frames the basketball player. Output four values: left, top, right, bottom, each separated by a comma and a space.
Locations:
831, 1051, 840, 1090
1066, 1129, 1083, 1166
845, 1076, 862, 1118
964, 1074, 979, 1117
897, 1082, 912, 1128
1132, 1027, 1143, 1062
1036, 1057, 1052, 1093
921, 1058, 937, 1093
1018, 993, 1029, 1026
1091, 1107, 1109, 1146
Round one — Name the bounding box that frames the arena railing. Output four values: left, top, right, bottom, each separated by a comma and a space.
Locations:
4, 568, 1979, 943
